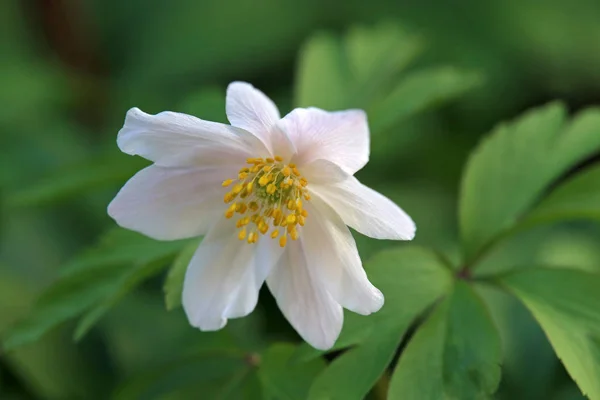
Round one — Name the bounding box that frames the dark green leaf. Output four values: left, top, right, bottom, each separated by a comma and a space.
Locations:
3, 229, 189, 350
164, 240, 200, 310
389, 281, 501, 400
307, 246, 453, 400
460, 104, 600, 262
501, 268, 600, 399
258, 343, 326, 400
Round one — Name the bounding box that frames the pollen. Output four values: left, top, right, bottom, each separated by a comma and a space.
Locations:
221, 155, 311, 245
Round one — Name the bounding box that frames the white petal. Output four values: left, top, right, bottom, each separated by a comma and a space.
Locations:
226, 82, 285, 155
182, 218, 283, 330
303, 198, 384, 315
278, 107, 370, 175
118, 107, 266, 167
300, 158, 348, 184
108, 165, 234, 240
267, 241, 343, 350
310, 176, 416, 240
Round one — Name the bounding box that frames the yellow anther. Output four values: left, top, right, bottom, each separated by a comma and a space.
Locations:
298, 215, 305, 226
222, 179, 234, 187
267, 183, 277, 194
274, 155, 283, 162
280, 218, 288, 227
249, 202, 259, 211
282, 166, 291, 177
236, 219, 245, 228
296, 199, 303, 209
266, 158, 274, 163
237, 203, 247, 214
293, 167, 300, 176
287, 199, 296, 210
258, 175, 269, 186
238, 172, 248, 180
239, 167, 249, 173
271, 230, 280, 238
224, 193, 234, 203
279, 235, 287, 247
273, 208, 281, 218
238, 229, 247, 240
287, 223, 295, 233
259, 224, 269, 235
300, 178, 308, 187
301, 209, 308, 217
287, 214, 297, 225
304, 193, 311, 200
225, 205, 235, 218
274, 214, 283, 226
263, 165, 273, 172
265, 208, 274, 217
232, 184, 244, 195
246, 158, 257, 164
290, 228, 299, 240
288, 163, 296, 168
246, 182, 253, 193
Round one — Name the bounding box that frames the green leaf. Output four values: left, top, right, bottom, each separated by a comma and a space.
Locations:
500, 268, 600, 399
294, 32, 348, 110
525, 164, 600, 226
2, 229, 189, 350
6, 154, 148, 207
60, 228, 189, 277
295, 23, 424, 111
368, 66, 482, 134
389, 281, 501, 400
258, 343, 326, 400
164, 240, 200, 310
73, 260, 169, 340
307, 246, 453, 400
460, 104, 600, 262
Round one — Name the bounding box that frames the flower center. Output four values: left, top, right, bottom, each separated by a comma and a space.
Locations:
222, 155, 310, 247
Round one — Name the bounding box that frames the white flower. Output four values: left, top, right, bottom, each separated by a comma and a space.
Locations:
108, 82, 416, 350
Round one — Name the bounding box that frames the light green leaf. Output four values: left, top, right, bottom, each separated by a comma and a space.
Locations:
368, 66, 482, 134
501, 268, 600, 399
164, 240, 200, 310
6, 154, 147, 207
294, 32, 348, 110
307, 246, 453, 400
258, 343, 326, 400
460, 104, 600, 262
389, 281, 501, 400
525, 164, 600, 226
294, 23, 424, 111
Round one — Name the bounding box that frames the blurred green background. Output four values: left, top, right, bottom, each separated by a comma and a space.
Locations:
1, 0, 600, 399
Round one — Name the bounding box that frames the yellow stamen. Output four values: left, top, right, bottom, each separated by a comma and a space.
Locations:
222, 155, 311, 245
290, 228, 299, 240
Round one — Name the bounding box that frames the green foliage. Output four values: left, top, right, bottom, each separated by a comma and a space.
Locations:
501, 269, 600, 399
2, 229, 189, 350
460, 103, 600, 262
389, 281, 501, 399
294, 22, 480, 135
525, 164, 600, 225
